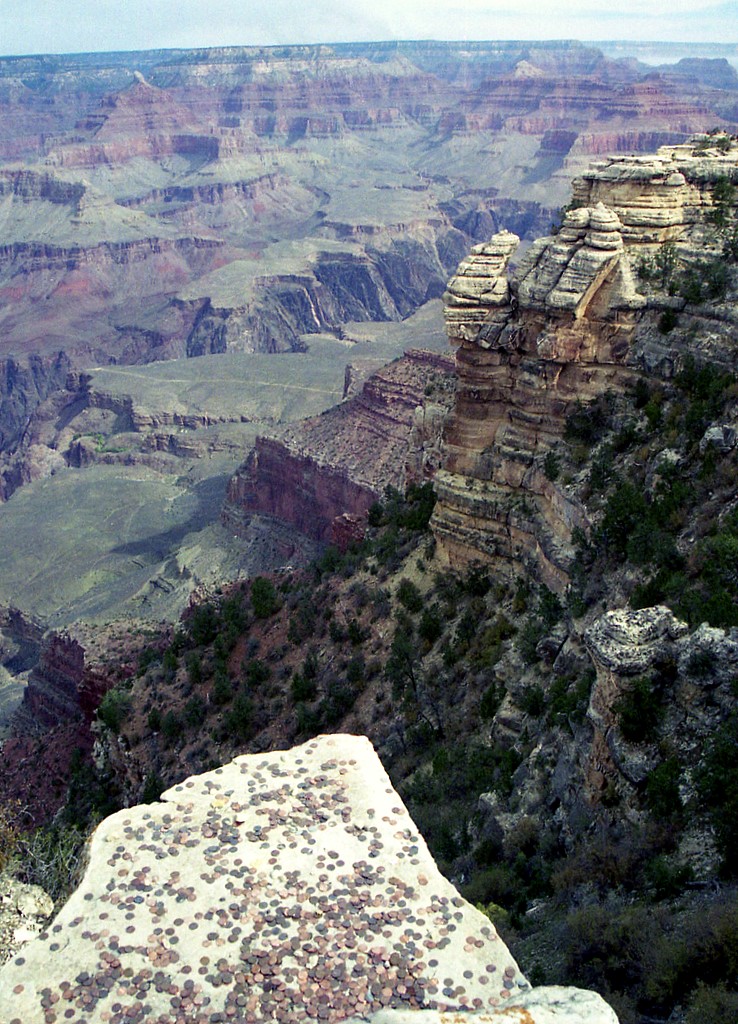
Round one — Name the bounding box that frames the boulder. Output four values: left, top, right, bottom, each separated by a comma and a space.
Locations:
0, 735, 617, 1024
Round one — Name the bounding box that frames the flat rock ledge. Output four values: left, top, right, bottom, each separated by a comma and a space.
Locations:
0, 734, 616, 1023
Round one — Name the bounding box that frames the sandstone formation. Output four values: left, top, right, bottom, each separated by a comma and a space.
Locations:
432, 137, 738, 587
223, 351, 456, 546
14, 630, 111, 732
0, 627, 117, 827
0, 734, 616, 1024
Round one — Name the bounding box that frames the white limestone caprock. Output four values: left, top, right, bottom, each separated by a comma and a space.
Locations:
0, 734, 617, 1023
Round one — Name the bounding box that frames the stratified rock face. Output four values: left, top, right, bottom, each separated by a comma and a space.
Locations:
0, 43, 734, 474
582, 606, 738, 814
14, 630, 109, 733
0, 734, 612, 1024
432, 140, 738, 587
223, 350, 455, 545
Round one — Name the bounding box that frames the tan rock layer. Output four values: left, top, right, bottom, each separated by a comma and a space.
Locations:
432, 140, 738, 586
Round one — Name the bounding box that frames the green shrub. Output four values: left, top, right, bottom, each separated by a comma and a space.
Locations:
251, 576, 279, 618
346, 655, 365, 685
418, 605, 443, 645
212, 669, 234, 705
709, 175, 736, 228
291, 670, 318, 702
162, 647, 178, 679
658, 308, 678, 334
518, 618, 546, 665
0, 806, 20, 874
188, 602, 218, 645
295, 701, 321, 737
614, 677, 662, 743
564, 393, 614, 445
654, 241, 678, 289
147, 707, 162, 731
347, 619, 367, 646
141, 773, 164, 804
686, 984, 738, 1024
679, 270, 703, 304
184, 694, 206, 728
520, 685, 545, 717
97, 687, 132, 733
397, 578, 423, 613
548, 670, 593, 724
465, 565, 491, 596
601, 480, 649, 555
17, 823, 87, 904
161, 711, 183, 742
186, 653, 202, 687
644, 855, 692, 899
137, 645, 161, 675
225, 691, 254, 741
287, 598, 317, 643
480, 682, 504, 721
243, 658, 270, 688
543, 450, 560, 481
686, 648, 716, 678
695, 712, 738, 873
646, 757, 682, 820
319, 678, 357, 725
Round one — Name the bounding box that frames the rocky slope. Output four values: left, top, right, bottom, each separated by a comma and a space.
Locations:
223, 350, 456, 545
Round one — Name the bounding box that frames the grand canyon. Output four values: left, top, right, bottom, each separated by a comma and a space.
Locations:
1, 38, 738, 1024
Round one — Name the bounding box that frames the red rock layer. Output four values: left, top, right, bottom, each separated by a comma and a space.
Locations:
223, 350, 455, 545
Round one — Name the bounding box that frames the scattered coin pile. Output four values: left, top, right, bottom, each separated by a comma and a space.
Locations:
0, 734, 529, 1023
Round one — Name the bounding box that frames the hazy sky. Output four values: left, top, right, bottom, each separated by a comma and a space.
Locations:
0, 0, 737, 57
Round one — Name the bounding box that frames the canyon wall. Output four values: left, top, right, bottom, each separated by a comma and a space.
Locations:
223, 350, 456, 545
1, 40, 735, 482
432, 137, 738, 589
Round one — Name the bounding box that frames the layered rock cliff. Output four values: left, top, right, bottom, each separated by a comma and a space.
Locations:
1, 40, 735, 484
224, 350, 456, 545
432, 135, 738, 589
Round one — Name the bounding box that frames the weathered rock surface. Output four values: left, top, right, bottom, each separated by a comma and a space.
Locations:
223, 351, 455, 545
432, 139, 738, 586
584, 606, 690, 677
0, 876, 53, 968
366, 989, 618, 1024
0, 734, 615, 1023
582, 606, 738, 829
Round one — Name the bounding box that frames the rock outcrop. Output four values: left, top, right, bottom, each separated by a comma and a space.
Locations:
432, 138, 738, 588
583, 606, 738, 831
0, 734, 616, 1024
0, 876, 53, 968
223, 351, 456, 546
12, 630, 109, 733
